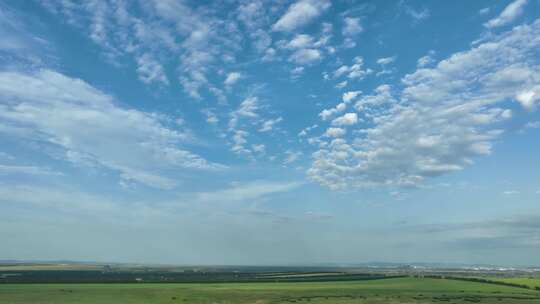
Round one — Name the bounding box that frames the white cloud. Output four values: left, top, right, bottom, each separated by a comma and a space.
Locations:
259, 117, 283, 132
41, 1, 240, 100
0, 69, 224, 189
228, 96, 267, 157
354, 84, 395, 111
272, 0, 331, 32
251, 144, 266, 154
376, 56, 396, 65
484, 0, 528, 29
479, 7, 491, 15
298, 124, 318, 137
333, 65, 350, 78
309, 20, 540, 189
291, 66, 305, 77
262, 48, 277, 61
331, 113, 358, 126
342, 17, 363, 36
284, 150, 303, 164
196, 180, 303, 202
324, 127, 346, 137
136, 53, 169, 85
231, 130, 250, 155
503, 190, 520, 195
342, 91, 362, 103
319, 102, 347, 121
224, 72, 242, 86
289, 48, 322, 65
237, 1, 265, 30
0, 164, 63, 176
342, 37, 356, 49
417, 52, 435, 68
333, 56, 372, 80
201, 109, 219, 124
335, 81, 347, 89
236, 96, 260, 119
523, 121, 540, 130
285, 34, 314, 49
515, 87, 540, 111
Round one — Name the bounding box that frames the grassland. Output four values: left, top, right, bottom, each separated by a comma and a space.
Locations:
2, 277, 540, 304
487, 277, 540, 289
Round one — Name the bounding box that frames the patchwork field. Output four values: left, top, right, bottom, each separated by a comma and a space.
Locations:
1, 277, 540, 304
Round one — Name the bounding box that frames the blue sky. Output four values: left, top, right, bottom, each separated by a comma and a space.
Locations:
0, 0, 539, 266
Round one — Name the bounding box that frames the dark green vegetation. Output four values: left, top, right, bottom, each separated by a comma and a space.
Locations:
2, 277, 540, 304
0, 265, 397, 284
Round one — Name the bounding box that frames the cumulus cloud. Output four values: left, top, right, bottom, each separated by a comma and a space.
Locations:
40, 0, 241, 100
259, 117, 283, 132
324, 127, 346, 137
285, 34, 314, 49
224, 72, 242, 86
309, 20, 540, 189
280, 28, 330, 65
376, 56, 396, 65
515, 86, 540, 111
417, 51, 436, 68
251, 144, 266, 154
342, 91, 362, 103
289, 48, 322, 65
319, 102, 347, 121
237, 1, 265, 30
331, 113, 358, 126
354, 84, 395, 111
0, 69, 224, 189
272, 0, 331, 32
333, 56, 372, 80
342, 17, 363, 36
484, 0, 528, 29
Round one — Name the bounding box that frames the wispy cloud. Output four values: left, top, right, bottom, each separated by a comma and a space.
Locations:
0, 164, 63, 176
0, 69, 225, 189
195, 180, 303, 202
484, 0, 528, 29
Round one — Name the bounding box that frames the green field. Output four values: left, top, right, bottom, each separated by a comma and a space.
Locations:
487, 277, 540, 289
2, 277, 540, 304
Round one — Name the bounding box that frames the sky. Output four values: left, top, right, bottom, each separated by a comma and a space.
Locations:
0, 0, 539, 267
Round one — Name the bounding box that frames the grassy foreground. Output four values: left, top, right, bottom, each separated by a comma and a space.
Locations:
1, 277, 540, 304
